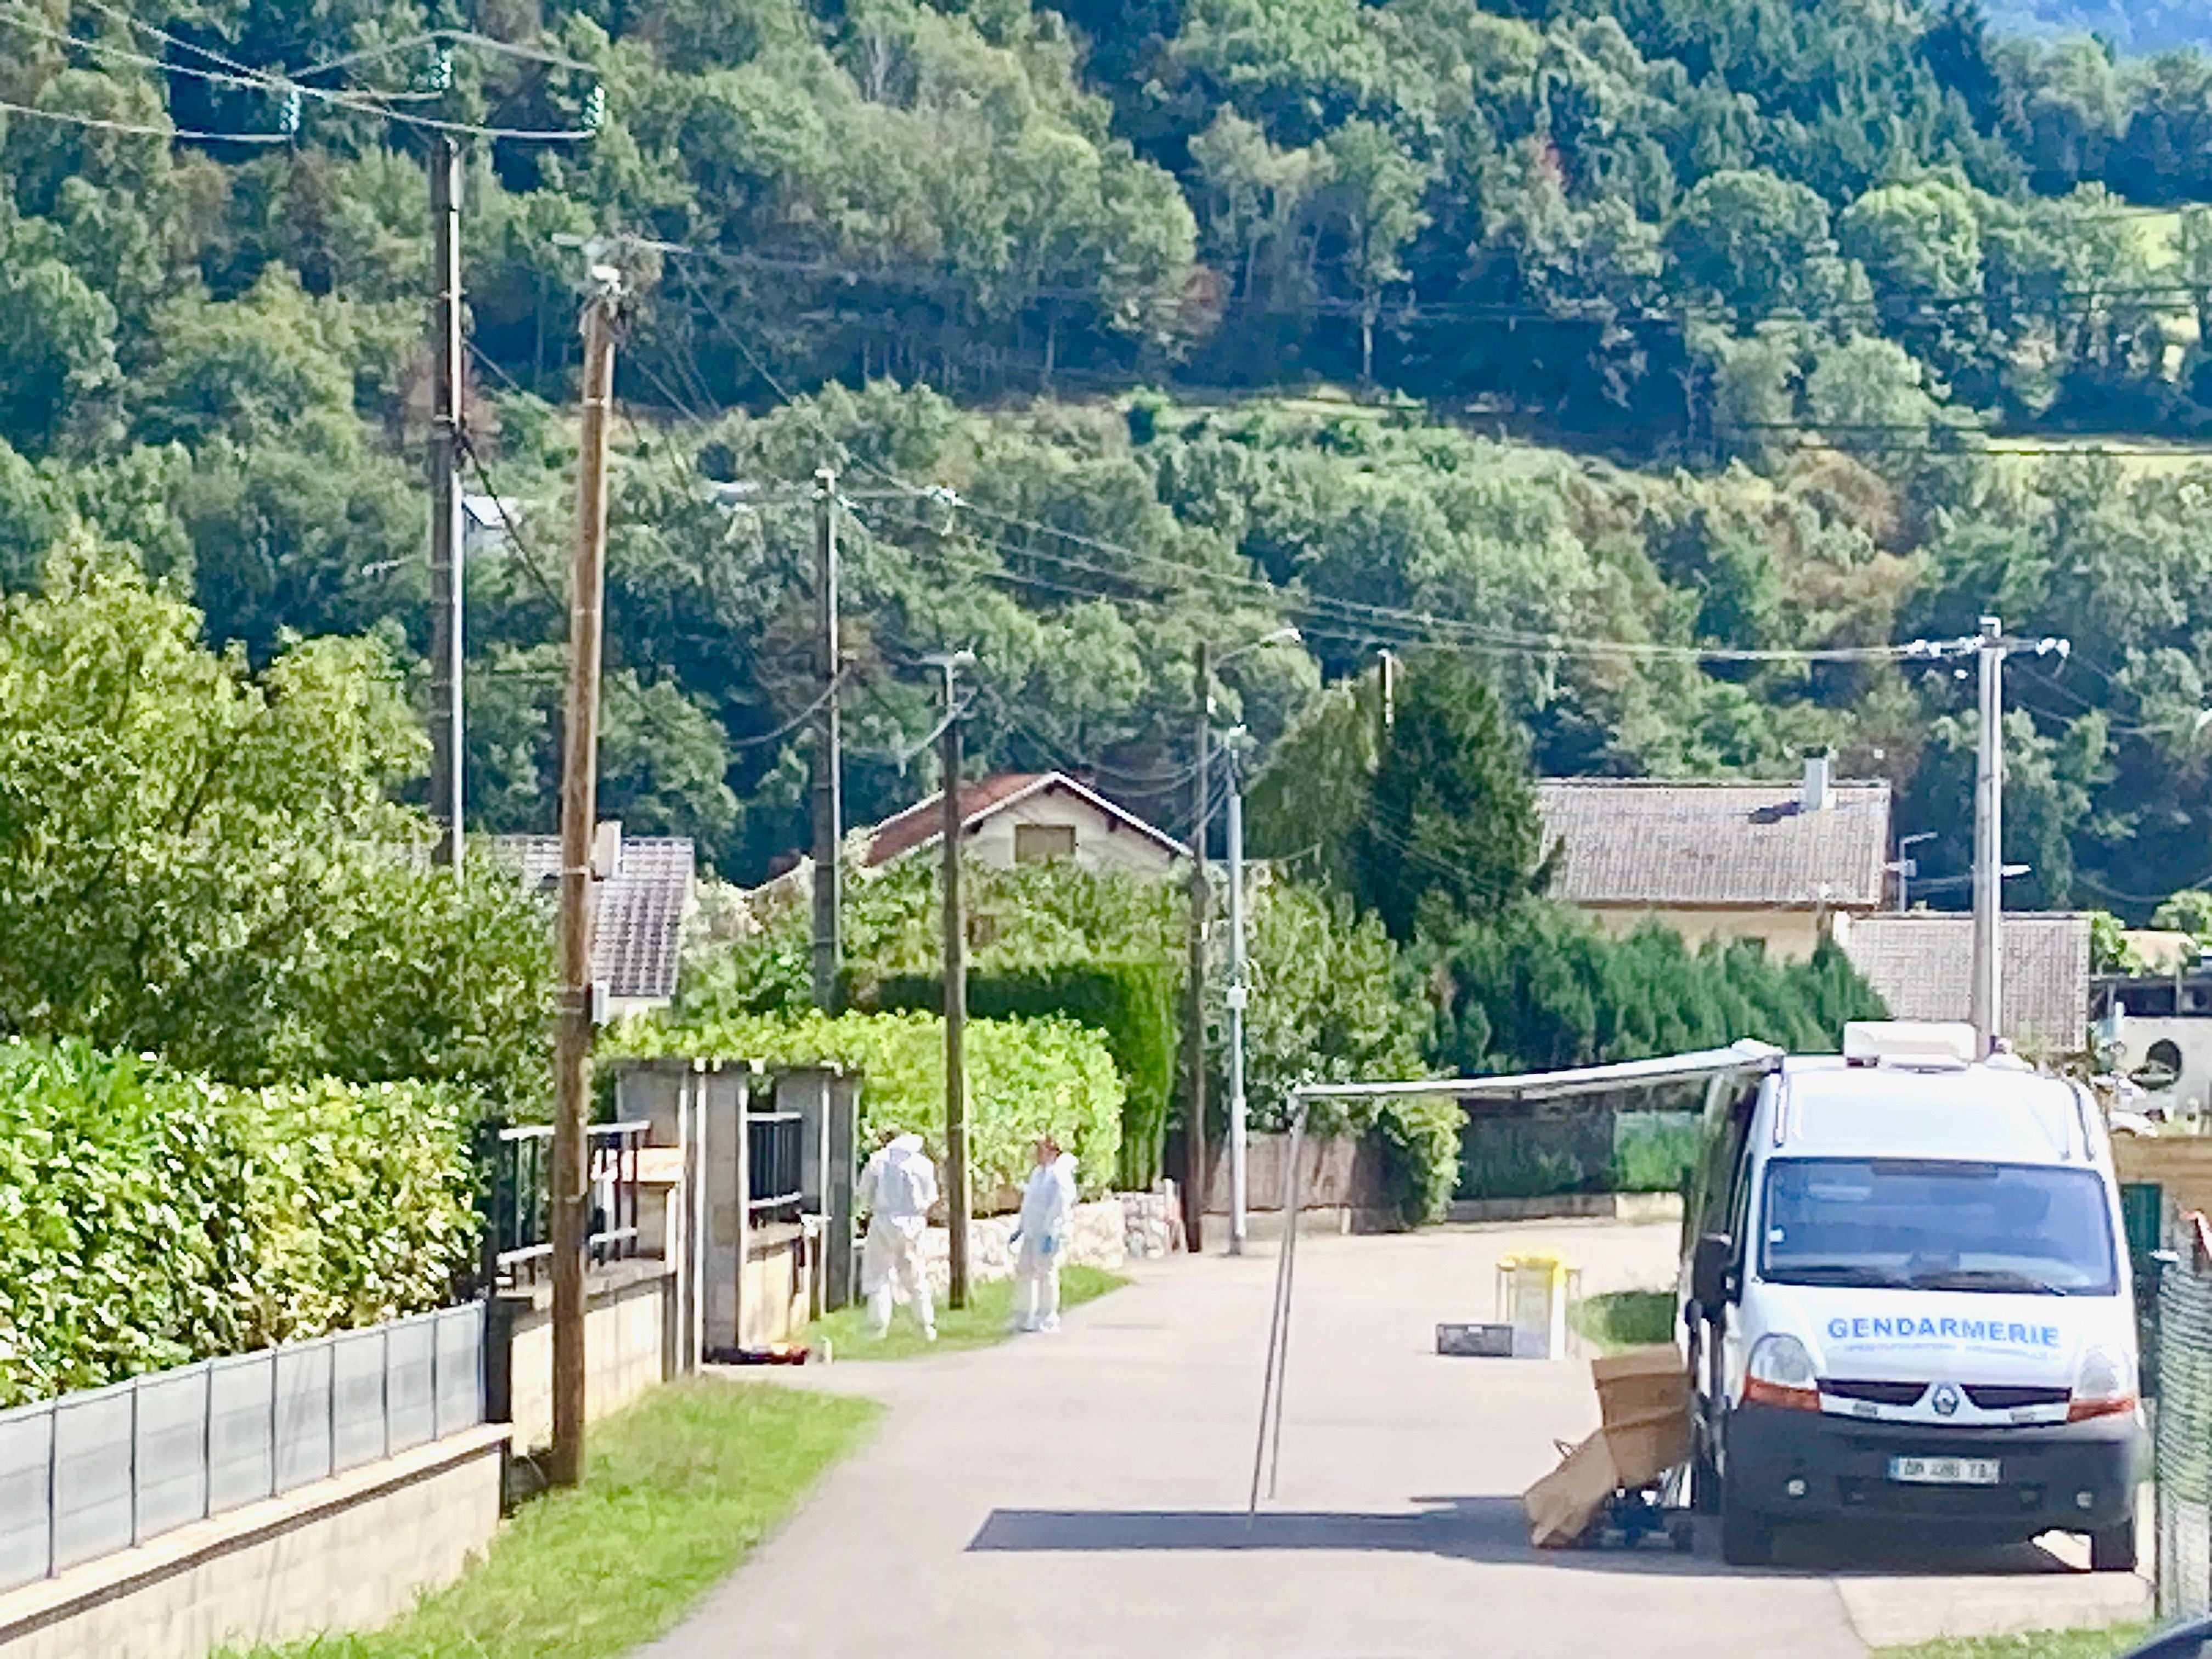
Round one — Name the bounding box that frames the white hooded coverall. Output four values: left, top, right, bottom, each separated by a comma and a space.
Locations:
857, 1133, 939, 1337
1013, 1151, 1079, 1331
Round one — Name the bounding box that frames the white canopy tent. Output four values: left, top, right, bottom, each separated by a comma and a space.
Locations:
1246, 1040, 1788, 1514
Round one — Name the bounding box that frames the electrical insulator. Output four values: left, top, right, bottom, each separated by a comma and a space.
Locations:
428, 48, 453, 92
582, 83, 606, 135
279, 86, 301, 136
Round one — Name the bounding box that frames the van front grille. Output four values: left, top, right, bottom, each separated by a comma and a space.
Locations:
1820, 1379, 1927, 1407
1962, 1385, 2070, 1410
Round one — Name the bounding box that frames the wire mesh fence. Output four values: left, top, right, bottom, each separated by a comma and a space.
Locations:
2158, 1260, 2212, 1618
0, 1303, 485, 1595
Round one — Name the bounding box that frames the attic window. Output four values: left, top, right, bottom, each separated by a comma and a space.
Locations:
1014, 823, 1077, 864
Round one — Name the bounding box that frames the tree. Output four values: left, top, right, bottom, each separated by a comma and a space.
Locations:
1663, 168, 1846, 319
1350, 648, 1545, 940
1318, 119, 1431, 388
0, 554, 550, 1101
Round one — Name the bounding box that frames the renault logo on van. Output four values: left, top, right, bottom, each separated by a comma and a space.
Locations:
1932, 1383, 1961, 1417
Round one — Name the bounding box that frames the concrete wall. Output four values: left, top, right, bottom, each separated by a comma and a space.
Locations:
1580, 904, 1836, 961
2114, 1135, 2212, 1220
499, 1263, 674, 1453
0, 1427, 506, 1659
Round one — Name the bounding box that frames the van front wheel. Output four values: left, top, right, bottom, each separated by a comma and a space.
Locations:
1719, 1482, 1774, 1567
2090, 1515, 2137, 1573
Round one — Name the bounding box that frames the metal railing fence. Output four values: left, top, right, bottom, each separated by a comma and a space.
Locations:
483, 1120, 646, 1286
0, 1304, 484, 1595
2159, 1260, 2212, 1617
748, 1109, 805, 1224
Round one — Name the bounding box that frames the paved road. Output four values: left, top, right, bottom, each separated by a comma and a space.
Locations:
641, 1223, 2148, 1659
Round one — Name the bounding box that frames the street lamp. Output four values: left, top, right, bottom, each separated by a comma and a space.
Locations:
1889, 832, 1937, 911
1200, 626, 1301, 1259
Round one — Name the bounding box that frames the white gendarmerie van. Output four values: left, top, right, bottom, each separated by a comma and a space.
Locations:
1680, 1021, 2146, 1568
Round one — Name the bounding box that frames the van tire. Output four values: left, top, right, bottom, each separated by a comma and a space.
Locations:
2090, 1515, 2137, 1573
1719, 1482, 1774, 1567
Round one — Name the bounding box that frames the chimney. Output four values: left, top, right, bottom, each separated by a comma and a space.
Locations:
1802, 751, 1831, 813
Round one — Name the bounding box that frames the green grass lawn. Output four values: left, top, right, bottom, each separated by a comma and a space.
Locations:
221, 1378, 877, 1659
800, 1263, 1127, 1361
1876, 1626, 2149, 1659
1572, 1289, 1678, 1353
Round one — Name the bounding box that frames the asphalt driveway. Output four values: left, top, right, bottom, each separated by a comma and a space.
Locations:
638, 1223, 2148, 1658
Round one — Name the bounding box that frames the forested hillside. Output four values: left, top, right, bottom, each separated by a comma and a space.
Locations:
4, 0, 2212, 914
1982, 0, 2212, 52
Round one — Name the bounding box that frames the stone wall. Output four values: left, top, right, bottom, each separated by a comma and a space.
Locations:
0, 1429, 506, 1659
1120, 1189, 1177, 1260
915, 1197, 1134, 1294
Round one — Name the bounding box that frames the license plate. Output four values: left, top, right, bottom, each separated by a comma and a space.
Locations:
1888, 1455, 2001, 1486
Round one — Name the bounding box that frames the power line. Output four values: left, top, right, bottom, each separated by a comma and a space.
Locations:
0, 91, 289, 141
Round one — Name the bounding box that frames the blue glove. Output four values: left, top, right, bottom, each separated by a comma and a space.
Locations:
1039, 1233, 1058, 1256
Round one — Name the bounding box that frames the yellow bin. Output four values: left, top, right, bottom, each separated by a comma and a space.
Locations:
1495, 1251, 1581, 1359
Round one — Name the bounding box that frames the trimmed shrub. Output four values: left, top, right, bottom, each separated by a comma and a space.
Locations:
0, 1039, 478, 1407
615, 1011, 1124, 1203
872, 962, 1176, 1191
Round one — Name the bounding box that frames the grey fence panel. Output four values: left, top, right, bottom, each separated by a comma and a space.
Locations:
2159, 1263, 2212, 1619
11, 1302, 489, 1588
50, 1384, 134, 1571
432, 1307, 482, 1440
330, 1330, 388, 1474
273, 1341, 335, 1494
0, 1403, 54, 1592
385, 1316, 437, 1455
131, 1367, 210, 1545
206, 1354, 274, 1517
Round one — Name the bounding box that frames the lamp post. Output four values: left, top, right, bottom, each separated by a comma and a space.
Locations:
1203, 629, 1299, 1257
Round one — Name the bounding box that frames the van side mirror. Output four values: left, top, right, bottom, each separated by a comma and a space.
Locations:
1691, 1233, 1736, 1308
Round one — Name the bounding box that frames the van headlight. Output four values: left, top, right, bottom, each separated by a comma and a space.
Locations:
2068, 1345, 2137, 1423
1745, 1333, 1820, 1412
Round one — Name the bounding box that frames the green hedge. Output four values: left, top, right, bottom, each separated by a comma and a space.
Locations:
871, 963, 1176, 1191
615, 1011, 1124, 1203
0, 1040, 478, 1408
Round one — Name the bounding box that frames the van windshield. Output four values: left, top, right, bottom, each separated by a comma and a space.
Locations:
1759, 1158, 2119, 1295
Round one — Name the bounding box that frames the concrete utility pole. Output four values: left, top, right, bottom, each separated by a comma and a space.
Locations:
549, 259, 621, 1490
933, 653, 973, 1307
1225, 751, 1249, 1258
811, 466, 843, 1011
1182, 641, 1212, 1254
427, 134, 465, 871
1957, 616, 2069, 1056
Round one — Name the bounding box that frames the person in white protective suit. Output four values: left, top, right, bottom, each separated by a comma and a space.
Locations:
1011, 1136, 1079, 1334
857, 1130, 940, 1341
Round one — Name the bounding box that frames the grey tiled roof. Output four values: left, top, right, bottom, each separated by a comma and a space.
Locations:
1536, 778, 1892, 910
490, 834, 695, 1003
1842, 912, 2090, 1052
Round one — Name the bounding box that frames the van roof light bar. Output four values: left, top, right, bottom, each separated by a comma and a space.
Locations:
1842, 1021, 1978, 1070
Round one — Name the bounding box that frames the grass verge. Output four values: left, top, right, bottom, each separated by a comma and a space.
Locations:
222, 1378, 877, 1659
1572, 1289, 1677, 1353
802, 1264, 1128, 1361
1875, 1626, 2148, 1659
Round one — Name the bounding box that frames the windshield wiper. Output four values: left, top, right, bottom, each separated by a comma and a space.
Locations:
1907, 1268, 2068, 1295
1770, 1264, 1906, 1288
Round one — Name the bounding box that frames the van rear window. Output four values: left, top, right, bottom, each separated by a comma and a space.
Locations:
1759, 1159, 2119, 1295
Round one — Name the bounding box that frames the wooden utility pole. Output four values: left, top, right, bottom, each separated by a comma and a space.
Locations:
428, 134, 465, 871
936, 655, 972, 1307
1181, 641, 1211, 1254
549, 262, 621, 1489
810, 467, 843, 1011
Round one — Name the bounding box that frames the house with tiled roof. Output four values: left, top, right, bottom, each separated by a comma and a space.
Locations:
1848, 912, 2091, 1057
492, 826, 695, 1018
1536, 757, 1892, 960
864, 771, 1185, 876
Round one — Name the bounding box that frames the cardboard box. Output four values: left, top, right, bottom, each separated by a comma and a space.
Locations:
1524, 1432, 1620, 1548
1522, 1345, 1692, 1548
1591, 1346, 1691, 1488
